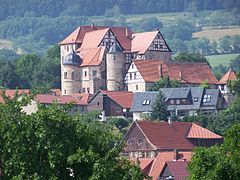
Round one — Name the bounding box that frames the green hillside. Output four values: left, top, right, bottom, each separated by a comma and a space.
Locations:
206, 53, 240, 67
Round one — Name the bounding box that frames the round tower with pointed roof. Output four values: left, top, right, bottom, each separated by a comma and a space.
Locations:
106, 43, 125, 91
61, 50, 82, 95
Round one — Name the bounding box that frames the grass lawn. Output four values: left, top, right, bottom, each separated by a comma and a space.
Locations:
206, 53, 240, 67
193, 27, 240, 41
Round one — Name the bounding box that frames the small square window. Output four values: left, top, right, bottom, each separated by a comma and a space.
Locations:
82, 88, 85, 93
130, 73, 132, 80
176, 99, 180, 104
71, 71, 75, 80
97, 102, 100, 106
64, 72, 67, 79
136, 85, 138, 90
84, 71, 87, 77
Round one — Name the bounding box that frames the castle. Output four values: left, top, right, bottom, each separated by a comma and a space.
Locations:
59, 25, 171, 95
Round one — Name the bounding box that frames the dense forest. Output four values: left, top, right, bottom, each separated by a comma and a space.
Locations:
0, 0, 239, 54
0, 0, 232, 20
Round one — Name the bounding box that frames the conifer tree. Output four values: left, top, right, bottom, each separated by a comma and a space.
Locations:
151, 90, 169, 120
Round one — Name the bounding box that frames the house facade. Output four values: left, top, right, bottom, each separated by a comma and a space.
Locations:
123, 121, 223, 179
124, 60, 218, 92
22, 93, 90, 115
59, 25, 171, 95
87, 90, 133, 117
130, 87, 226, 121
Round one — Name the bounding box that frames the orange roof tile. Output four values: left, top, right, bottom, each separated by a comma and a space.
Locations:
59, 26, 133, 51
80, 28, 109, 49
78, 46, 106, 66
100, 90, 134, 108
187, 123, 222, 139
59, 26, 108, 45
149, 152, 175, 179
133, 60, 218, 84
149, 151, 192, 180
131, 31, 158, 54
218, 68, 237, 84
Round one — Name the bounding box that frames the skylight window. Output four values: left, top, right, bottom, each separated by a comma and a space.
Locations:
203, 94, 211, 103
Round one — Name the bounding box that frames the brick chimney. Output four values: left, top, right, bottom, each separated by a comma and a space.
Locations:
179, 70, 182, 79
125, 28, 129, 38
173, 149, 178, 160
158, 64, 163, 78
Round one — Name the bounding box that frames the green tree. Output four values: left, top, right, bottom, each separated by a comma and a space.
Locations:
230, 55, 240, 72
0, 94, 146, 179
151, 90, 169, 120
188, 123, 240, 180
107, 117, 130, 132
228, 72, 240, 95
200, 80, 210, 89
15, 54, 40, 88
219, 35, 232, 53
174, 52, 208, 63
151, 76, 180, 91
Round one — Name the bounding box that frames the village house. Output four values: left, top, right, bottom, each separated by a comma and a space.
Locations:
124, 60, 218, 92
59, 25, 171, 95
123, 120, 223, 179
21, 93, 90, 115
130, 87, 226, 121
217, 68, 237, 104
87, 90, 133, 118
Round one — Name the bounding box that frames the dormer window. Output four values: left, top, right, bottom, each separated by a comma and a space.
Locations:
142, 100, 151, 105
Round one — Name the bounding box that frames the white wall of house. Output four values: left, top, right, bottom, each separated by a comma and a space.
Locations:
124, 62, 146, 92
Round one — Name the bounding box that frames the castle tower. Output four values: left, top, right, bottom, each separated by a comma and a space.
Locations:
61, 50, 82, 95
106, 43, 125, 91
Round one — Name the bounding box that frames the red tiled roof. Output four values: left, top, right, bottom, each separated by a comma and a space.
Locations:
149, 152, 176, 179
35, 93, 90, 105
59, 26, 133, 51
100, 90, 134, 108
133, 60, 218, 84
136, 121, 194, 150
131, 31, 158, 54
131, 158, 154, 175
0, 89, 30, 103
218, 68, 237, 84
78, 46, 106, 66
187, 123, 222, 139
135, 121, 222, 150
166, 161, 189, 180
148, 151, 192, 180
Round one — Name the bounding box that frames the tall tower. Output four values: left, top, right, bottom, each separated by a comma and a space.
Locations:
61, 50, 82, 95
106, 43, 125, 91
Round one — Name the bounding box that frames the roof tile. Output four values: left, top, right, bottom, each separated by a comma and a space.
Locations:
133, 60, 218, 84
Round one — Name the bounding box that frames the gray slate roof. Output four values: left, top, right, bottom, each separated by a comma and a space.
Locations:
130, 87, 220, 112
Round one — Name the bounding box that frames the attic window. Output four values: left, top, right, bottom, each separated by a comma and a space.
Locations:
142, 100, 151, 105
194, 97, 198, 102
203, 94, 211, 103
